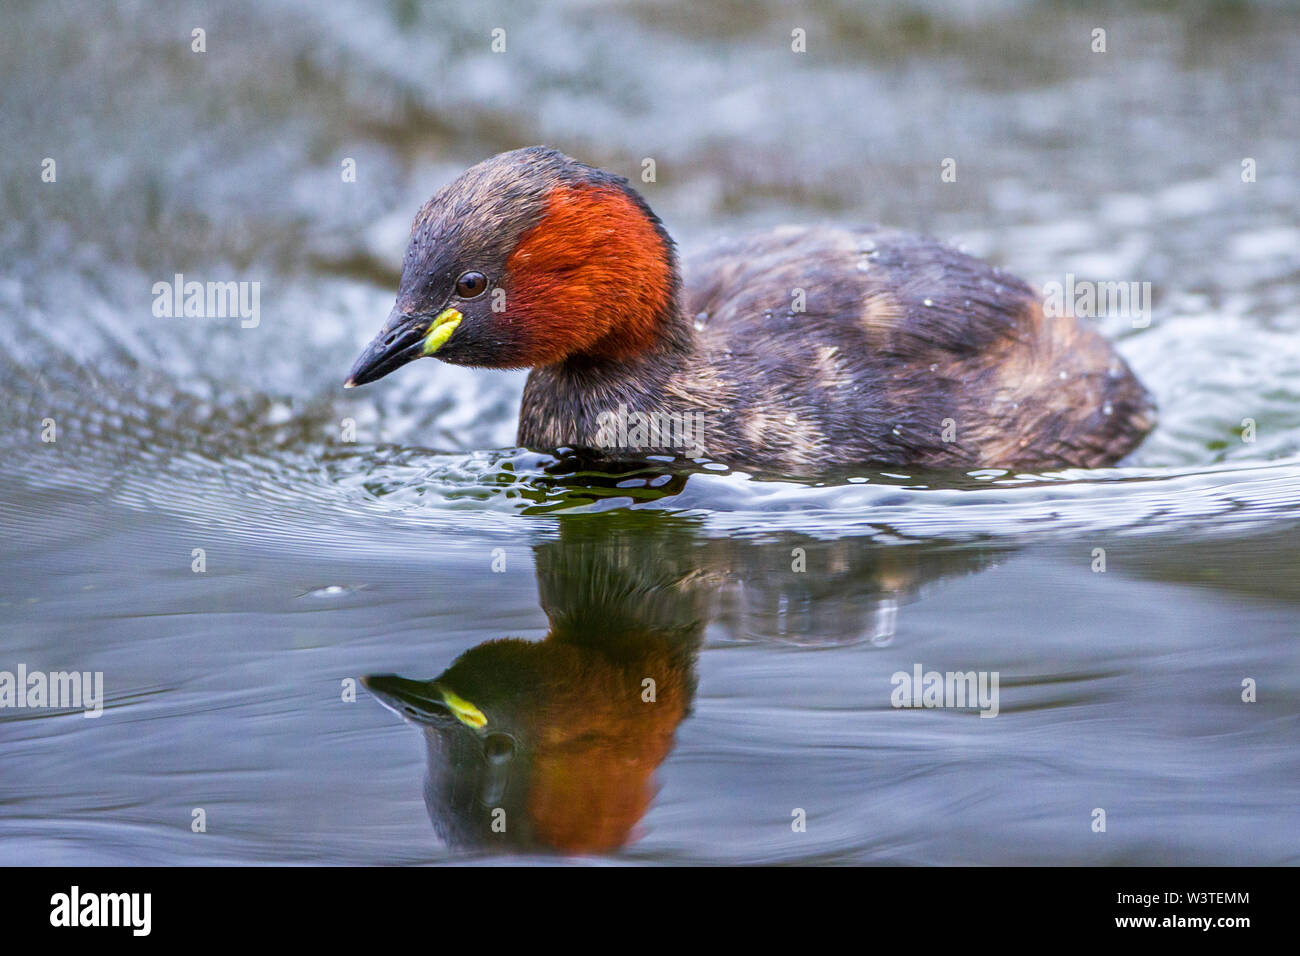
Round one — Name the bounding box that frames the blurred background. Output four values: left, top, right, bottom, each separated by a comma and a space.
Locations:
0, 0, 1297, 864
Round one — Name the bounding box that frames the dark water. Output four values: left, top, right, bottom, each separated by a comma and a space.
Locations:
1, 0, 1298, 864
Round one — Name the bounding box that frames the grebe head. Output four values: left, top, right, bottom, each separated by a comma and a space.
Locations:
345, 146, 679, 388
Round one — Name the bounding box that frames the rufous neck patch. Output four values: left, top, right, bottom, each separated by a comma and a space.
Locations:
504, 183, 675, 364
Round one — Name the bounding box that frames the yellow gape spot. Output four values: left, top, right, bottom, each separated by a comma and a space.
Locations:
422, 308, 463, 355
438, 685, 486, 730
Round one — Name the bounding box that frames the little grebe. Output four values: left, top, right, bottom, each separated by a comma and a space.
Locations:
346, 147, 1155, 473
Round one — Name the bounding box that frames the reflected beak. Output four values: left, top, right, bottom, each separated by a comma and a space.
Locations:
362, 674, 487, 730
362, 674, 452, 724
344, 306, 463, 388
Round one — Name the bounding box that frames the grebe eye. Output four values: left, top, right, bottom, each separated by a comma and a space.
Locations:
484, 733, 515, 763
455, 271, 488, 298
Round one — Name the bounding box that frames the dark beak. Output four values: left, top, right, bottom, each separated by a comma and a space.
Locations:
362, 674, 452, 725
344, 308, 432, 388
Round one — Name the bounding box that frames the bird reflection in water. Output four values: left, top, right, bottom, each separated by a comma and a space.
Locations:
364, 517, 1001, 854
